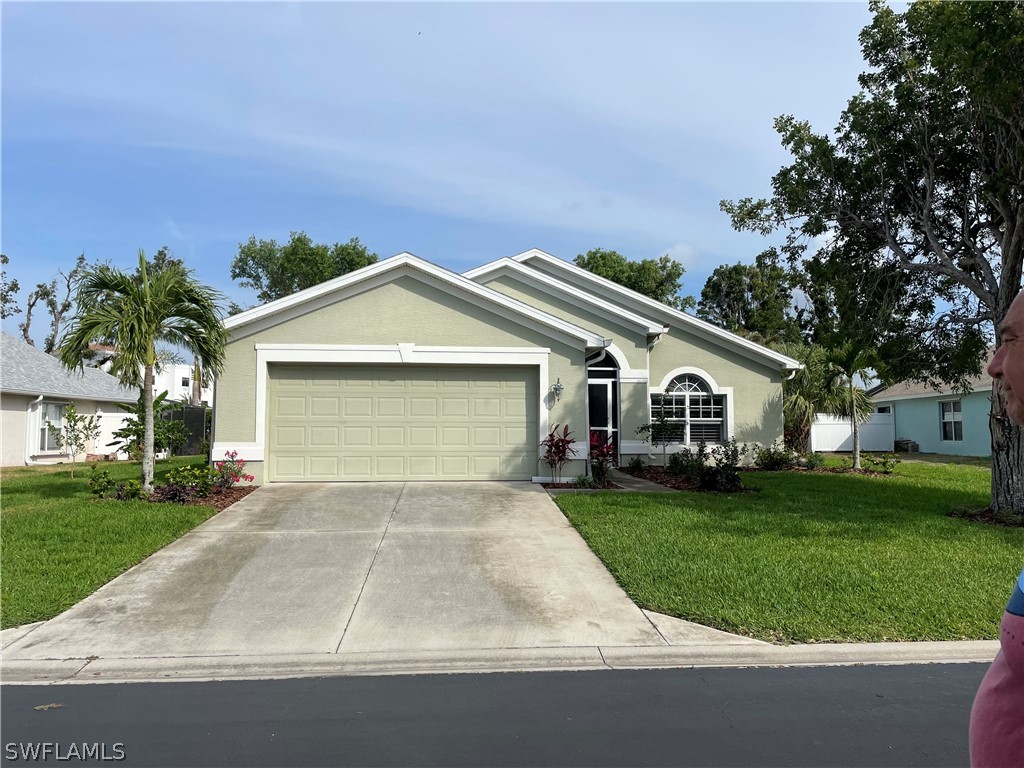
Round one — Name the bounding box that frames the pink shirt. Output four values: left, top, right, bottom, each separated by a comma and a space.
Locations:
970, 569, 1024, 767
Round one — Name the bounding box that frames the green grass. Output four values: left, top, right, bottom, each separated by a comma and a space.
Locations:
1, 457, 218, 629
556, 461, 1022, 643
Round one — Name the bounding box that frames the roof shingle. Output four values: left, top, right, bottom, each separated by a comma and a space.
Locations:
1, 332, 136, 403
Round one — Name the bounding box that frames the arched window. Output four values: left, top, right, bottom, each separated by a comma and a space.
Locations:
651, 374, 725, 444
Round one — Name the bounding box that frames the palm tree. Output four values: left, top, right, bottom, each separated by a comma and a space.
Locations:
59, 251, 227, 492
774, 343, 844, 454
822, 342, 876, 470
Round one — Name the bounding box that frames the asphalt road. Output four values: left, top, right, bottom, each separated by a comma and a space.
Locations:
1, 664, 986, 767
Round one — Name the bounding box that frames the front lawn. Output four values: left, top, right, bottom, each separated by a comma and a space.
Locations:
556, 461, 1023, 643
1, 458, 218, 629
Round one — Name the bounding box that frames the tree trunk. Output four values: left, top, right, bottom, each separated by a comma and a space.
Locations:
142, 365, 155, 493
191, 357, 202, 406
990, 381, 1024, 515
850, 384, 861, 470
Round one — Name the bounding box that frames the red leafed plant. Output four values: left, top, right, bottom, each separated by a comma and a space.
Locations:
589, 431, 616, 487
540, 424, 576, 483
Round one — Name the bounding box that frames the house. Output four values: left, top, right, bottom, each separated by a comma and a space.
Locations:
871, 368, 994, 457
212, 250, 801, 483
86, 344, 214, 405
0, 332, 136, 466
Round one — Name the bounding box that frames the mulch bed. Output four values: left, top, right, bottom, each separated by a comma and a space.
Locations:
184, 486, 259, 512
619, 466, 705, 492
948, 507, 1024, 529
541, 482, 622, 490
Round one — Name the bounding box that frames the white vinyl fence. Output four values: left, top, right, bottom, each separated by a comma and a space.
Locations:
810, 411, 894, 453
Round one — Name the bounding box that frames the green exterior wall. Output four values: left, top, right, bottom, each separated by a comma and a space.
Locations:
649, 327, 784, 448
480, 273, 650, 370
215, 272, 590, 482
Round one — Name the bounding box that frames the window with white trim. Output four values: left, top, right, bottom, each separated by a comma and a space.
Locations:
651, 374, 725, 444
39, 402, 66, 452
940, 400, 962, 441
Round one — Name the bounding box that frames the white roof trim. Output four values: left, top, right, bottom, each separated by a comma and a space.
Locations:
224, 252, 609, 348
510, 250, 802, 371
463, 258, 667, 336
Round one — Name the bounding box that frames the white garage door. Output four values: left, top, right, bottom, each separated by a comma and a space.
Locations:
267, 364, 539, 481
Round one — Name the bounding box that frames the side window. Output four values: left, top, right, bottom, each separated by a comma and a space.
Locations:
39, 403, 66, 452
939, 400, 963, 441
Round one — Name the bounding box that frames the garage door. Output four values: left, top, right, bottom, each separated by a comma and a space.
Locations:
267, 364, 539, 481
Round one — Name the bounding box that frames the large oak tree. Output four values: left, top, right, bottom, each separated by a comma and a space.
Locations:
723, 1, 1024, 514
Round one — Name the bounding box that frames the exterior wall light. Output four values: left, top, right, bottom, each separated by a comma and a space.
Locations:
552, 378, 564, 402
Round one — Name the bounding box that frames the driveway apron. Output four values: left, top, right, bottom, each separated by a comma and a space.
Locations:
4, 483, 664, 661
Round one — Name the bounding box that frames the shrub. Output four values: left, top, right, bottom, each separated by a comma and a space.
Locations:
88, 465, 116, 498
702, 438, 748, 492
539, 424, 576, 483
804, 451, 826, 470
212, 451, 255, 490
863, 453, 901, 474
667, 439, 748, 492
627, 455, 645, 472
153, 465, 212, 504
668, 441, 709, 481
572, 474, 597, 489
115, 480, 144, 501
165, 465, 212, 496
754, 440, 797, 471
589, 432, 616, 487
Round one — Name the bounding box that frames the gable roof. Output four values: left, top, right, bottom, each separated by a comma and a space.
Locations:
871, 364, 994, 402
508, 249, 802, 371
463, 258, 668, 336
224, 252, 610, 349
0, 333, 136, 403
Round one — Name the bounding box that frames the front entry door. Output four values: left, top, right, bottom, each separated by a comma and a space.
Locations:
588, 380, 618, 453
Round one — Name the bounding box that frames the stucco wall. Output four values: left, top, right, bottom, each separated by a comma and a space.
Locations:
889, 390, 991, 457
649, 327, 784, 449
216, 273, 590, 482
480, 273, 649, 370
1, 393, 31, 466
1, 395, 124, 466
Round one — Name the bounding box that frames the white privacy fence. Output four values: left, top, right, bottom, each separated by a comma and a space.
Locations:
810, 412, 895, 452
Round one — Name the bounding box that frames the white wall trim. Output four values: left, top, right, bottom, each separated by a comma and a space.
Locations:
251, 344, 552, 467
212, 442, 265, 462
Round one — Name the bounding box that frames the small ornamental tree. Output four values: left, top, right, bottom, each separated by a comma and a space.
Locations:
635, 391, 675, 467
46, 402, 101, 478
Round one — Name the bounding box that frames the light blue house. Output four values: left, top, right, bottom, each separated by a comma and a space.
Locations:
871, 369, 993, 458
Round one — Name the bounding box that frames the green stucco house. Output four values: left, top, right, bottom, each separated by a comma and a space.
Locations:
213, 249, 801, 483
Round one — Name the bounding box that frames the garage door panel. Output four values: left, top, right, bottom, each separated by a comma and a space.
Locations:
275, 426, 306, 448
343, 398, 373, 417
377, 398, 405, 417
268, 364, 538, 481
309, 426, 340, 448
441, 398, 469, 417
309, 456, 340, 477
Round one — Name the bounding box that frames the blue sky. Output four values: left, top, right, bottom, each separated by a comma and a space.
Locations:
2, 1, 874, 332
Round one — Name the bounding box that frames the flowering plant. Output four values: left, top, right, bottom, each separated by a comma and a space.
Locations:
212, 450, 255, 490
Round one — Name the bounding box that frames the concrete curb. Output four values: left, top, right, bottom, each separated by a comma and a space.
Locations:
1, 640, 998, 686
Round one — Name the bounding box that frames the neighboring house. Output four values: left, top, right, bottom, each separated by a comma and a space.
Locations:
0, 332, 136, 466
213, 249, 801, 484
86, 345, 213, 405
870, 368, 994, 457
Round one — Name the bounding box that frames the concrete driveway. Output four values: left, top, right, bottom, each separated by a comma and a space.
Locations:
4, 483, 668, 661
